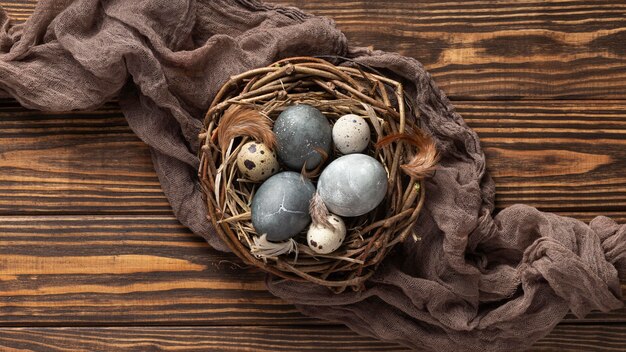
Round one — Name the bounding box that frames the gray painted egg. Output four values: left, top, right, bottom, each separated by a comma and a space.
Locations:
273, 104, 332, 170
317, 154, 388, 217
251, 171, 316, 241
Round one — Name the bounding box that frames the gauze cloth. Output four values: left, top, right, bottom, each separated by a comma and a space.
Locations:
1, 1, 624, 351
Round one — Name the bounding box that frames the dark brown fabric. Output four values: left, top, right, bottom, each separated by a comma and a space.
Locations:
0, 1, 624, 351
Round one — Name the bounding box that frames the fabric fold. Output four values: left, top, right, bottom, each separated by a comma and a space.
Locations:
0, 1, 623, 351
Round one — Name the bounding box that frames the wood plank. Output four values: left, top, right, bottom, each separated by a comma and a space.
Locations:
0, 99, 623, 217
0, 324, 623, 351
0, 215, 307, 326
461, 100, 626, 213
5, 0, 626, 99
0, 326, 409, 351
274, 0, 626, 100
532, 324, 626, 352
0, 101, 169, 214
0, 215, 623, 326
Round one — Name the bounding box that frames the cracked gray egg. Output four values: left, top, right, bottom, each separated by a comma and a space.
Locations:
251, 171, 316, 242
236, 141, 279, 182
307, 214, 346, 254
273, 104, 332, 170
332, 114, 370, 154
317, 154, 388, 217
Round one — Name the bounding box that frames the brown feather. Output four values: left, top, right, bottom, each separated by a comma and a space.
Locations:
309, 192, 331, 228
376, 128, 439, 179
216, 105, 276, 154
301, 147, 330, 179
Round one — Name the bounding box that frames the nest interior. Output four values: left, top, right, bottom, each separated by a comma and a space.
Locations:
199, 57, 430, 292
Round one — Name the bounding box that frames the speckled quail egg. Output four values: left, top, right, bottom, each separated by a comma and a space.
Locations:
332, 114, 371, 154
307, 214, 346, 254
236, 141, 280, 182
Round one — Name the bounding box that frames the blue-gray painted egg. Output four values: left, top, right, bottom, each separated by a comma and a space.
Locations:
251, 171, 316, 241
332, 114, 370, 154
317, 154, 388, 217
273, 104, 332, 170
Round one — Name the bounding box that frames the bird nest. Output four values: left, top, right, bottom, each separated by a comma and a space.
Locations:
198, 57, 436, 292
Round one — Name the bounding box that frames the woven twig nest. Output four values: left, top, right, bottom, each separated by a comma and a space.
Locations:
199, 57, 436, 292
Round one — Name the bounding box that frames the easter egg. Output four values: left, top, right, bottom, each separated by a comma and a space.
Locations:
317, 154, 388, 217
236, 141, 279, 182
332, 114, 370, 154
307, 214, 346, 254
251, 171, 316, 241
273, 104, 332, 170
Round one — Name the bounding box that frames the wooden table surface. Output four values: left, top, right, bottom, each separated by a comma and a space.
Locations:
1, 0, 625, 351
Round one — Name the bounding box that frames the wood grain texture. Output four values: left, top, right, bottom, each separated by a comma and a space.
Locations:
532, 324, 626, 352
461, 101, 626, 213
0, 326, 410, 352
0, 101, 169, 214
4, 0, 626, 99
1, 0, 625, 350
0, 99, 624, 217
0, 325, 623, 352
0, 215, 306, 326
274, 0, 626, 100
0, 215, 623, 326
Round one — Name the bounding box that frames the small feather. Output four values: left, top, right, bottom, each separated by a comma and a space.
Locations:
216, 105, 276, 155
309, 192, 331, 228
250, 234, 298, 262
301, 147, 330, 178
376, 128, 439, 179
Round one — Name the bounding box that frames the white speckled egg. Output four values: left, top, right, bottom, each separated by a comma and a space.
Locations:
236, 141, 279, 182
307, 214, 346, 254
332, 114, 371, 154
